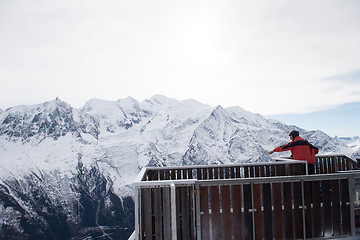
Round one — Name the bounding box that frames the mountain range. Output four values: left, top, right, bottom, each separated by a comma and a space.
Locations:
0, 95, 358, 239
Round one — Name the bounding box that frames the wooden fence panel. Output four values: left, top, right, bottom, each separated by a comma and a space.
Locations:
232, 184, 243, 239
253, 183, 262, 240
243, 184, 253, 239
293, 181, 303, 239
210, 186, 221, 240
176, 187, 182, 239
341, 179, 351, 235
323, 180, 333, 237
221, 185, 231, 240
163, 187, 171, 240
283, 182, 294, 239
312, 180, 322, 238
154, 188, 163, 239
304, 181, 313, 238
200, 186, 209, 240
332, 179, 341, 236
142, 188, 153, 239
273, 182, 283, 240
262, 183, 273, 240
179, 187, 191, 239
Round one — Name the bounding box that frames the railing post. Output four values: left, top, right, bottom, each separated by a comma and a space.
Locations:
170, 183, 177, 240
134, 186, 140, 240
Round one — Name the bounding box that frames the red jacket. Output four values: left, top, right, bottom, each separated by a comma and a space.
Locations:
273, 136, 319, 164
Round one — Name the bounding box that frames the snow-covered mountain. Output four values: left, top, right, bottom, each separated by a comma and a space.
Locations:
0, 95, 356, 239
335, 136, 360, 157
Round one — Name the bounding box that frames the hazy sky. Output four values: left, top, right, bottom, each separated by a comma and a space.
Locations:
1, 0, 360, 116
268, 102, 360, 137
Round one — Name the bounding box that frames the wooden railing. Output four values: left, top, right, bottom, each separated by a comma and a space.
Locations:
274, 154, 357, 174
143, 161, 307, 181
132, 155, 360, 240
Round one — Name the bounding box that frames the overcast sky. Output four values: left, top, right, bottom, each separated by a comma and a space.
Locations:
1, 0, 360, 117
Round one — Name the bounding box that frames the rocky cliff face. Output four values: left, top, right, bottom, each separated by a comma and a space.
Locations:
0, 95, 355, 239
0, 161, 134, 240
0, 98, 99, 143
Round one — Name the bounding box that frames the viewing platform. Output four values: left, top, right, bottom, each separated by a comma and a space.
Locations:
131, 155, 360, 239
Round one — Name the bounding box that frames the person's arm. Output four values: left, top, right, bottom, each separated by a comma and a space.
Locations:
268, 142, 294, 154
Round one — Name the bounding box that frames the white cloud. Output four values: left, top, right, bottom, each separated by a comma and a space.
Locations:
0, 0, 360, 114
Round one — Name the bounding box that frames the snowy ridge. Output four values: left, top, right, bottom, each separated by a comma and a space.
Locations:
0, 95, 357, 239
335, 136, 360, 156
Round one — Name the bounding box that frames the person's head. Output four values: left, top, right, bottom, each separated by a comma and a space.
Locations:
289, 130, 299, 140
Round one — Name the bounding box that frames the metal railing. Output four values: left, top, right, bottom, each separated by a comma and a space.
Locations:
132, 155, 360, 240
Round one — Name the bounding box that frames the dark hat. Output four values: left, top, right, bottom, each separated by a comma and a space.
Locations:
289, 130, 299, 138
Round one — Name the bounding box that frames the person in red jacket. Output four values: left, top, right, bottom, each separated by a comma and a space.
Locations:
268, 130, 319, 174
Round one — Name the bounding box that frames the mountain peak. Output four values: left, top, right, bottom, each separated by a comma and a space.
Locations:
43, 97, 71, 110
210, 105, 228, 119
148, 95, 177, 105
214, 105, 224, 110
82, 98, 119, 113
119, 96, 137, 102
117, 96, 140, 110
